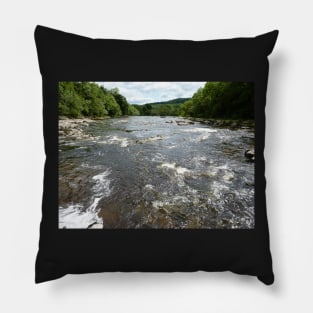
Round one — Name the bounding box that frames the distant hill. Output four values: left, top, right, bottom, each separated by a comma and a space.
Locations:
142, 97, 190, 106
132, 97, 190, 116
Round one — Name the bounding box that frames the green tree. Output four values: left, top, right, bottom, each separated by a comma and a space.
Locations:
141, 103, 152, 115
58, 82, 136, 118
110, 88, 129, 115
180, 82, 254, 119
104, 93, 122, 117
128, 105, 140, 116
59, 82, 85, 117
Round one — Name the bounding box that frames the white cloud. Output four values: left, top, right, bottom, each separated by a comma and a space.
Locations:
97, 82, 205, 104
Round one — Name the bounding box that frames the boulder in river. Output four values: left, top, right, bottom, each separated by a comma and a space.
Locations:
176, 120, 195, 126
135, 135, 163, 144
244, 148, 255, 161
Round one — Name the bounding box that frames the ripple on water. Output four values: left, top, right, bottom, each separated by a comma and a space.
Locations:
159, 162, 192, 187
181, 127, 217, 133
99, 135, 130, 147
59, 117, 254, 229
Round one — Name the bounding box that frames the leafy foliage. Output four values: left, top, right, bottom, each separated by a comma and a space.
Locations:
144, 98, 190, 106
59, 82, 254, 119
58, 82, 85, 117
110, 88, 129, 116
127, 105, 140, 116
133, 83, 253, 119
180, 82, 254, 119
132, 100, 185, 117
58, 82, 137, 118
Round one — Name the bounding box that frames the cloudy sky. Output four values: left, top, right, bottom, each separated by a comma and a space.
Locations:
97, 82, 205, 104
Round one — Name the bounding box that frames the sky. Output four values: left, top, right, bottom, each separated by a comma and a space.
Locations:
97, 82, 206, 104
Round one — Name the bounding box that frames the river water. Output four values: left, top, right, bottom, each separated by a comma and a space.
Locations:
59, 116, 254, 229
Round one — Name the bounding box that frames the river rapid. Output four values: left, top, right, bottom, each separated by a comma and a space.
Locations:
59, 116, 254, 229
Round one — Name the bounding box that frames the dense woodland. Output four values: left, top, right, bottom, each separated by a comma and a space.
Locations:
58, 82, 140, 118
180, 82, 254, 119
132, 98, 188, 116
59, 82, 253, 119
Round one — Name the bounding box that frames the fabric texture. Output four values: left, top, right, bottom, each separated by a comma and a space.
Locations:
34, 25, 278, 284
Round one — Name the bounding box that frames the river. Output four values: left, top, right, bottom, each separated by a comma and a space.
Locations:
58, 116, 254, 229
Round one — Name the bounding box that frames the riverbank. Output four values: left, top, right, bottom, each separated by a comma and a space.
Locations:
187, 117, 254, 129
59, 116, 254, 130
59, 116, 117, 140
59, 117, 97, 140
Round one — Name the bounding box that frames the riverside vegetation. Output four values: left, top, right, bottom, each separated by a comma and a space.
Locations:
59, 81, 253, 120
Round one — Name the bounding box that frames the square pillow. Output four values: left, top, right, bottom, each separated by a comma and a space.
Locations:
34, 25, 278, 284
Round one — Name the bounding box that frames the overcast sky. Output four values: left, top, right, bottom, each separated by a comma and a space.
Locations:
97, 82, 205, 104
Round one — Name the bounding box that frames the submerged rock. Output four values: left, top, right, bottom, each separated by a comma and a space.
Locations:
158, 208, 168, 215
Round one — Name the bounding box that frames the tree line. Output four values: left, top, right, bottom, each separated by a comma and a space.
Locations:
132, 98, 188, 116
180, 82, 254, 119
133, 103, 181, 116
133, 82, 253, 119
59, 82, 253, 120
58, 82, 140, 118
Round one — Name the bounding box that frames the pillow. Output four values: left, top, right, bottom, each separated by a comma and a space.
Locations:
34, 25, 278, 285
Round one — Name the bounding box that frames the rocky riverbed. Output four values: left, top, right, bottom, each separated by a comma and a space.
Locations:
58, 116, 255, 229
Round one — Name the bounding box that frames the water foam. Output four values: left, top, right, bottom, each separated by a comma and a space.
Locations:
181, 128, 217, 133
100, 135, 130, 147
59, 204, 102, 229
144, 184, 154, 190
92, 169, 112, 196
59, 169, 112, 229
159, 162, 191, 186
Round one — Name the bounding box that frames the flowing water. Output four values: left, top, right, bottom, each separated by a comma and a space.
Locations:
59, 116, 254, 229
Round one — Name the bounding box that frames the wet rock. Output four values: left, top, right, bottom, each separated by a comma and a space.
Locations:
158, 208, 168, 215
176, 120, 195, 126
189, 118, 254, 130
154, 215, 170, 228
141, 223, 153, 228
58, 118, 96, 140
135, 135, 163, 144
207, 206, 218, 214
99, 205, 121, 228
186, 218, 202, 228
223, 172, 234, 181
87, 222, 103, 229
170, 211, 187, 221
244, 148, 255, 161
